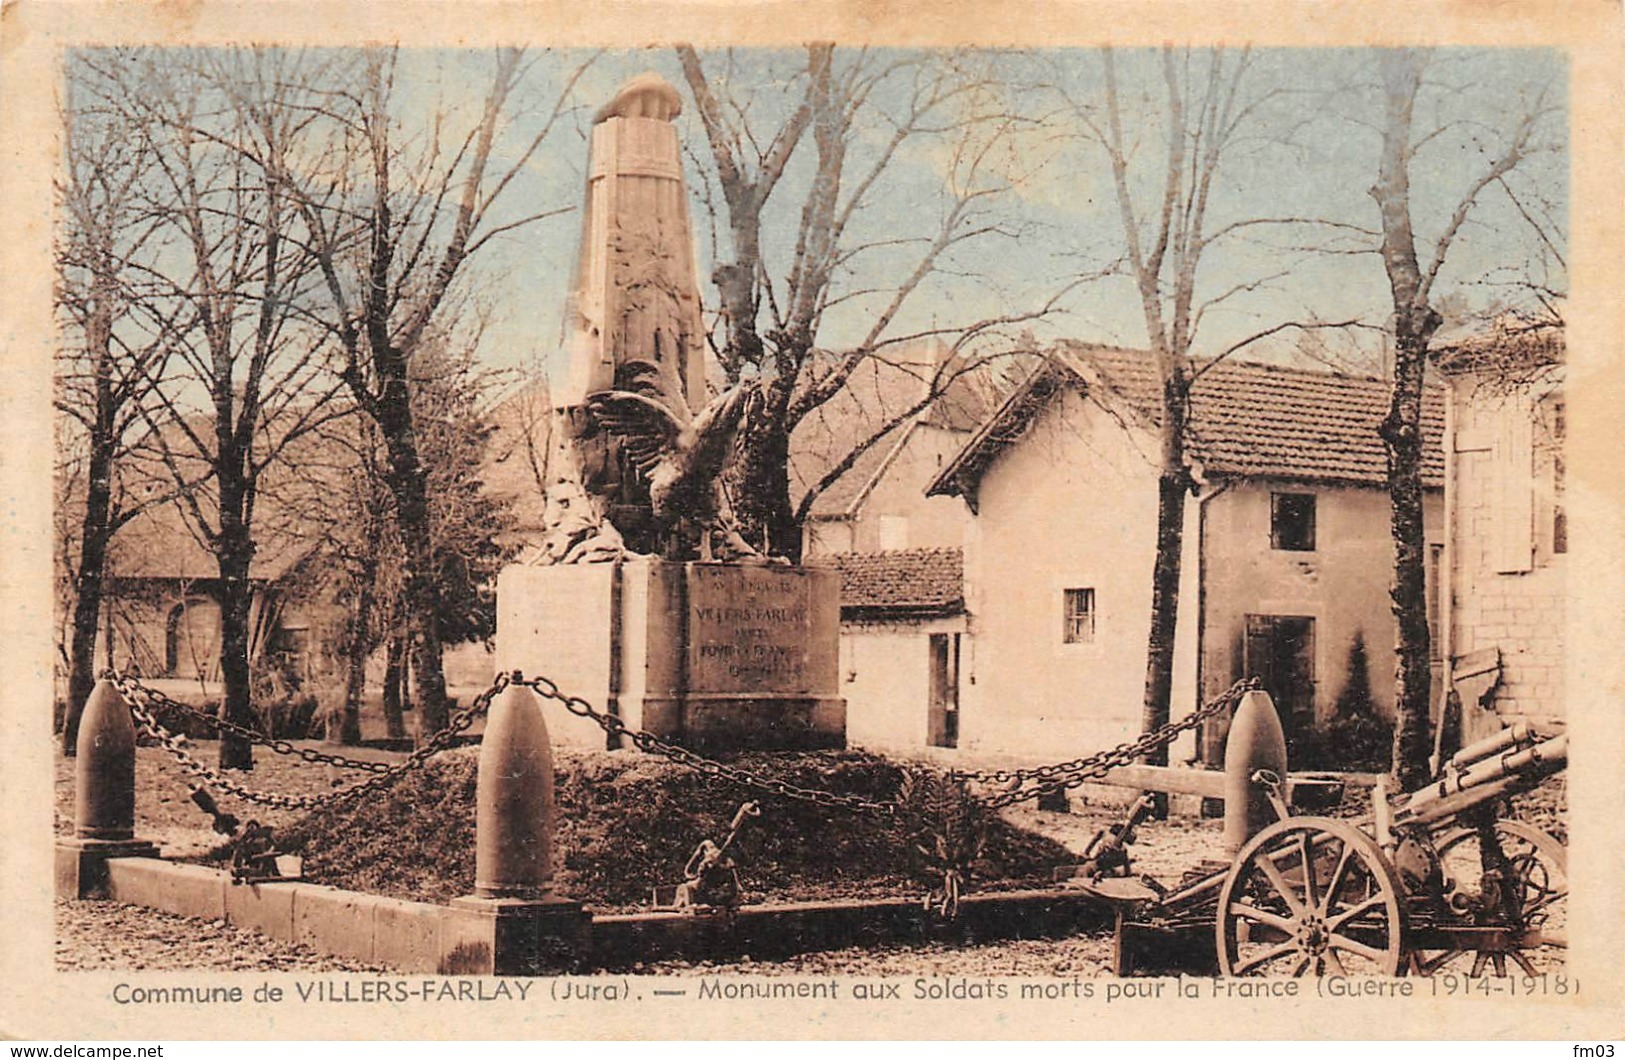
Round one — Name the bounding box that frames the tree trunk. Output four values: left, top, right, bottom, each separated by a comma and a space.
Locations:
216, 545, 256, 770
63, 293, 120, 756
1141, 470, 1188, 765
63, 434, 115, 756
1383, 329, 1435, 790
382, 623, 407, 740
1372, 51, 1440, 789
732, 398, 799, 561
215, 465, 255, 770
373, 366, 450, 739
1140, 373, 1191, 767
388, 456, 450, 738
332, 580, 372, 746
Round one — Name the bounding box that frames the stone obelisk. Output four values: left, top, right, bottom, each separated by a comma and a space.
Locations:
500, 73, 844, 753
555, 73, 707, 414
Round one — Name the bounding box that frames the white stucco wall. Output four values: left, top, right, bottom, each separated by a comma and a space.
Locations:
803, 423, 975, 560
1198, 482, 1444, 724
841, 615, 968, 752
958, 388, 1200, 762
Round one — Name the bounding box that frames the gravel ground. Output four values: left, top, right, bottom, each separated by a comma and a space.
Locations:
55, 899, 389, 973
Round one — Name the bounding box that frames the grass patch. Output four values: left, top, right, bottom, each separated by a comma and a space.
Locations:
273, 748, 1075, 911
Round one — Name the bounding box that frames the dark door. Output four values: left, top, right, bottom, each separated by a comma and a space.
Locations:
1243, 615, 1316, 752
927, 633, 960, 748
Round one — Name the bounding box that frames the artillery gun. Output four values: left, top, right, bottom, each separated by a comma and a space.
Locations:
1081, 708, 1567, 978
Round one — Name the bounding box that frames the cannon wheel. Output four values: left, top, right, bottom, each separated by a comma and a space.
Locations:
1217, 817, 1406, 977
1410, 820, 1567, 977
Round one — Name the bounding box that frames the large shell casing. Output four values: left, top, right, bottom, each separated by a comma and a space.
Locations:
473, 682, 556, 898
74, 680, 138, 840
1221, 689, 1288, 856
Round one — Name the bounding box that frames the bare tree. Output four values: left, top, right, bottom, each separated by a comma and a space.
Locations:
1366, 49, 1561, 787
54, 60, 187, 753
1053, 47, 1368, 764
275, 47, 590, 736
678, 45, 1063, 560
76, 48, 353, 769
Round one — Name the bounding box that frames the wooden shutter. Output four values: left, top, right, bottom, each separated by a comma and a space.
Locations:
1491, 393, 1535, 574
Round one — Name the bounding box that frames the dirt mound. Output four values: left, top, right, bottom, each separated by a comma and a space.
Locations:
273, 748, 1075, 910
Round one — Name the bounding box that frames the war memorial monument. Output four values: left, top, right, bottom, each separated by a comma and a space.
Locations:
495, 74, 844, 753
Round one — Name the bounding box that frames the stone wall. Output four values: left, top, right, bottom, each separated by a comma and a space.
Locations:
1446, 370, 1566, 724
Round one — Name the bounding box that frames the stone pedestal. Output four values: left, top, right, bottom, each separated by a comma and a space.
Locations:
442, 896, 590, 975
56, 837, 160, 899
496, 558, 845, 752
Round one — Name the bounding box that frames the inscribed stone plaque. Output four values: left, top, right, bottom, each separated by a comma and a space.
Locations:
687, 565, 813, 695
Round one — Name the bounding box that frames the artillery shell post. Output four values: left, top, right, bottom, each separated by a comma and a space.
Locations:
1221, 690, 1287, 857
55, 679, 157, 897
446, 677, 588, 974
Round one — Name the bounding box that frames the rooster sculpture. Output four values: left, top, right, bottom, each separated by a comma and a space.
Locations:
585, 358, 765, 562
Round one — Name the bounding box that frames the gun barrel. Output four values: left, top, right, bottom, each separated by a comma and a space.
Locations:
1444, 721, 1534, 774
1398, 734, 1566, 828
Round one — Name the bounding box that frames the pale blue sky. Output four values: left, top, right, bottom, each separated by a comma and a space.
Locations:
361, 46, 1568, 382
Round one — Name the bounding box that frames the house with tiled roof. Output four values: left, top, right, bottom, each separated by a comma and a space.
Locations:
90, 435, 330, 686
827, 547, 967, 749
793, 340, 1009, 557
925, 343, 1446, 765
779, 340, 1014, 753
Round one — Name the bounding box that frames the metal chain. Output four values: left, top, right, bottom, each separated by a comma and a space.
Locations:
106, 673, 397, 775
950, 677, 1262, 810
511, 672, 1257, 816
106, 666, 1256, 818
114, 671, 511, 812
511, 672, 900, 817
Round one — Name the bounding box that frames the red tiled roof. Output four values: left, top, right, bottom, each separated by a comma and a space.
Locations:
829, 547, 963, 614
106, 492, 312, 582
1432, 323, 1565, 376
931, 343, 1445, 498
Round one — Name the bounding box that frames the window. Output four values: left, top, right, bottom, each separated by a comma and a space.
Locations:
1063, 588, 1096, 644
1271, 492, 1317, 551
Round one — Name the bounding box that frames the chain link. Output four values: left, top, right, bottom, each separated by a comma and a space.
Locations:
110, 670, 510, 812
948, 677, 1261, 809
510, 671, 899, 816
106, 668, 1258, 819
106, 674, 401, 775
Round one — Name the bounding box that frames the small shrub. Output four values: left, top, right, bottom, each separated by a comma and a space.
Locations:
1300, 632, 1392, 772
251, 664, 319, 738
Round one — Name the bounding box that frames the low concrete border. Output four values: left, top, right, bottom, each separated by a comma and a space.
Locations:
106, 859, 475, 973
91, 856, 1112, 974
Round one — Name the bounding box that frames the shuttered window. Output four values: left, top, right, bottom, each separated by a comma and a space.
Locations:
1492, 392, 1535, 574
1063, 588, 1096, 644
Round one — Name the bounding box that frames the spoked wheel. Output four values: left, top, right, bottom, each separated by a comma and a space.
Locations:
1410, 820, 1567, 977
1218, 817, 1406, 977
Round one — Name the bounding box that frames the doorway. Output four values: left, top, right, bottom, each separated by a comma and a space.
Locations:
1243, 614, 1316, 752
927, 633, 960, 748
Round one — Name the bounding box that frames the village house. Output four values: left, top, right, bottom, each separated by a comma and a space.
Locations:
94, 486, 321, 692
1431, 324, 1565, 738
827, 547, 968, 750
921, 342, 1446, 767
785, 342, 1011, 753
794, 341, 1002, 557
